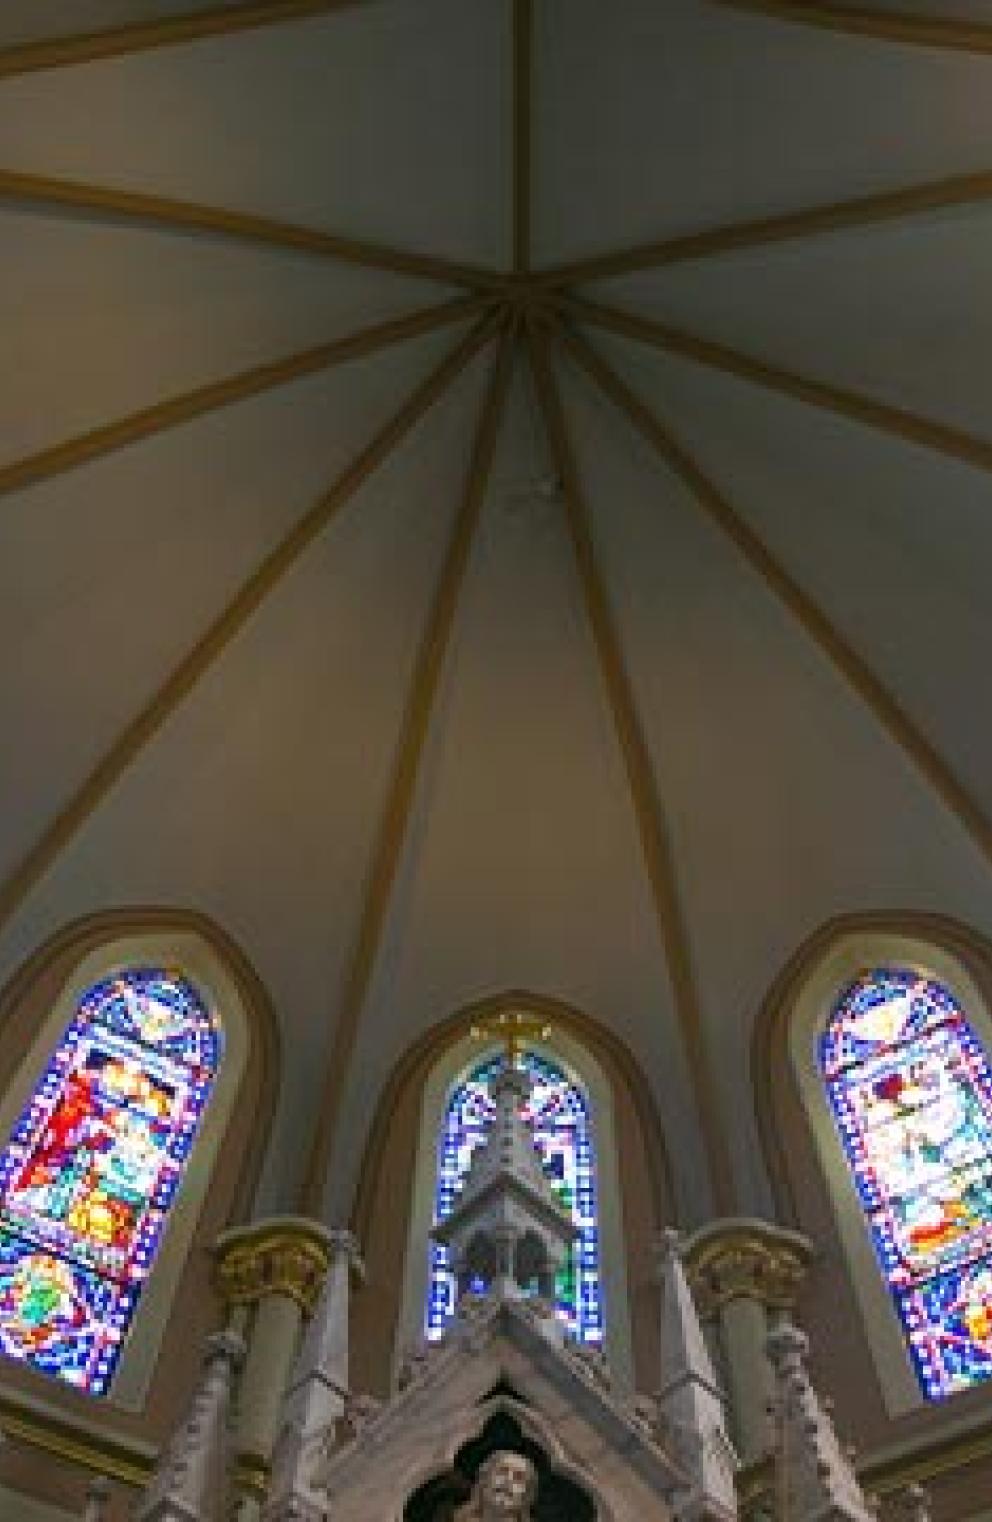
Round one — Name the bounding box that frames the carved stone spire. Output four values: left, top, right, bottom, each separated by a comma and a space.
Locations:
899, 1485, 932, 1522
431, 1064, 576, 1310
136, 1330, 244, 1522
766, 1323, 875, 1522
656, 1230, 738, 1522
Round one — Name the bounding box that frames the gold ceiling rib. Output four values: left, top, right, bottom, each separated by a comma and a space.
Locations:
712, 1, 992, 56
563, 294, 992, 477
298, 320, 515, 1217
534, 169, 992, 286
0, 294, 489, 502
0, 170, 505, 292
0, 0, 373, 80
0, 309, 501, 940
513, 0, 533, 273
557, 321, 992, 873
527, 319, 738, 1218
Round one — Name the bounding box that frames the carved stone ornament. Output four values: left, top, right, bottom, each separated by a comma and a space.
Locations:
214, 1217, 335, 1315
396, 1341, 440, 1392
684, 1218, 814, 1321
453, 1449, 538, 1521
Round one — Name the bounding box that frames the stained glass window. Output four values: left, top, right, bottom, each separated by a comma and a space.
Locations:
427, 1050, 602, 1345
822, 967, 992, 1401
0, 967, 220, 1396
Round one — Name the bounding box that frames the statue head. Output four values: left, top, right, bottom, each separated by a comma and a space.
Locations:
473, 1449, 538, 1519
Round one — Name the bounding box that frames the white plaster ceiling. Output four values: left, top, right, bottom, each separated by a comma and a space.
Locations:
0, 0, 990, 1225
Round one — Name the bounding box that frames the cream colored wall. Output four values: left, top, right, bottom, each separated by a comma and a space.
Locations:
0, 1487, 72, 1522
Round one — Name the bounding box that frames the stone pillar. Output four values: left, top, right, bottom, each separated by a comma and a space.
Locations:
214, 1218, 333, 1508
684, 1218, 813, 1467
265, 1231, 365, 1522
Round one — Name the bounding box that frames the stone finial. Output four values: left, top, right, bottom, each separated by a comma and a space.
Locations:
325, 1230, 365, 1280
899, 1485, 932, 1522
657, 1230, 738, 1522
83, 1476, 112, 1522
766, 1324, 874, 1522
137, 1330, 245, 1522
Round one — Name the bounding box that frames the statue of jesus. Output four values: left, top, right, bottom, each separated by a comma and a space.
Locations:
455, 1450, 538, 1521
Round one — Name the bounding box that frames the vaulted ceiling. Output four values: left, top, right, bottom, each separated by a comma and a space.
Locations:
1, 0, 991, 1229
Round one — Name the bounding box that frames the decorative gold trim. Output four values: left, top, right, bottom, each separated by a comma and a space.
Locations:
526, 319, 737, 1217
534, 170, 992, 286
0, 170, 505, 292
0, 0, 373, 80
214, 1219, 333, 1313
555, 322, 992, 874
563, 294, 992, 478
863, 1415, 992, 1494
712, 1, 992, 56
234, 1450, 271, 1499
513, 0, 533, 273
0, 1391, 153, 1487
297, 319, 515, 1214
0, 309, 501, 941
684, 1219, 813, 1319
0, 294, 489, 502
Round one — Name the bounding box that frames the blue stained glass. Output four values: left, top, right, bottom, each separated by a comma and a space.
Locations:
0, 968, 220, 1396
822, 968, 992, 1400
427, 1050, 602, 1344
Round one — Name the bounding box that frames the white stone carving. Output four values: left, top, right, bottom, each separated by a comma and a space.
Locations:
766, 1323, 875, 1522
135, 1330, 244, 1522
454, 1450, 538, 1521
656, 1229, 739, 1522
311, 1295, 682, 1520
432, 1066, 577, 1308
264, 1231, 364, 1522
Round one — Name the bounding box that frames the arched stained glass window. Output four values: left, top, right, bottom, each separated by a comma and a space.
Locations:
822, 967, 992, 1401
0, 967, 220, 1396
427, 1050, 602, 1344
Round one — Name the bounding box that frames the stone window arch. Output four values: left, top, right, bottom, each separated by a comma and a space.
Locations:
0, 909, 277, 1427
756, 915, 992, 1417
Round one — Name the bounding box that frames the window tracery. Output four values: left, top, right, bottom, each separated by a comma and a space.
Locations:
427, 1050, 602, 1345
0, 966, 220, 1395
822, 967, 992, 1400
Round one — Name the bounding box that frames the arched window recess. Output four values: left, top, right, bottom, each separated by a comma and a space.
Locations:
0, 966, 221, 1396
822, 966, 992, 1402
